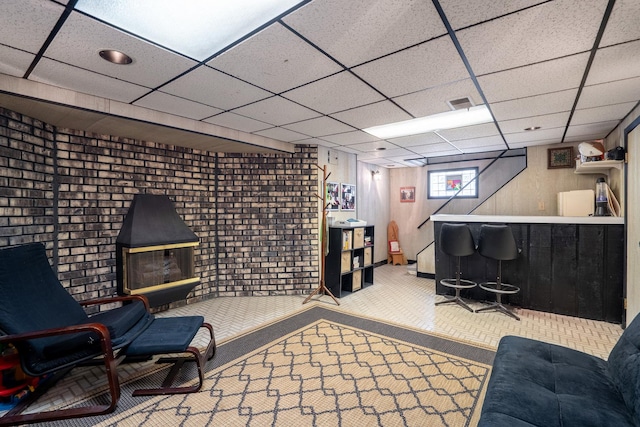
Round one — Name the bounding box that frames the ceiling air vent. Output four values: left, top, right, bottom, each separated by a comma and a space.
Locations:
447, 97, 474, 111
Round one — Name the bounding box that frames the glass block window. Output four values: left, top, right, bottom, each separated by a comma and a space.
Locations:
428, 167, 478, 199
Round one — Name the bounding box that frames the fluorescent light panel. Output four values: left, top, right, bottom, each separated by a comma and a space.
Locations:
76, 0, 305, 61
363, 105, 493, 139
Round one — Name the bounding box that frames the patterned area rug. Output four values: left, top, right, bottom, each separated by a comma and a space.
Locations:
55, 306, 495, 427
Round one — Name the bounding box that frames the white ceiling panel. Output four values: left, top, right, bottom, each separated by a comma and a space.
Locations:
293, 137, 338, 148
352, 36, 469, 98
0, 0, 65, 54
44, 12, 197, 89
599, 0, 640, 47
282, 116, 355, 137
490, 89, 578, 122
509, 139, 560, 149
577, 77, 640, 110
478, 53, 589, 103
387, 133, 447, 149
330, 101, 412, 129
586, 40, 640, 86
504, 127, 565, 145
0, 46, 35, 78
161, 66, 271, 111
499, 112, 570, 135
437, 123, 500, 142
320, 131, 381, 145
457, 0, 608, 75
203, 112, 272, 133
253, 127, 308, 142
134, 91, 223, 120
439, 0, 546, 30
571, 102, 638, 126
31, 58, 150, 103
356, 147, 415, 159
565, 120, 621, 140
344, 140, 398, 151
207, 23, 342, 93
232, 96, 320, 126
450, 135, 506, 150
412, 143, 460, 155
283, 71, 384, 114
393, 79, 482, 118
283, 0, 446, 67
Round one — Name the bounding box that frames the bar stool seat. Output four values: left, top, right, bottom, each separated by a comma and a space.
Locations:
476, 224, 520, 320
436, 223, 477, 312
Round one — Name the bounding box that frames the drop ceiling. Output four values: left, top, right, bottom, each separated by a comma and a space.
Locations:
0, 0, 638, 166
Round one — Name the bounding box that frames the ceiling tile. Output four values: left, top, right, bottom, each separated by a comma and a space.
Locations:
462, 143, 512, 154
577, 77, 640, 109
564, 120, 620, 140
499, 112, 570, 134
356, 147, 416, 159
31, 58, 150, 103
504, 127, 564, 144
352, 36, 469, 98
439, 0, 546, 30
320, 131, 381, 145
509, 139, 559, 149
0, 46, 34, 78
387, 132, 446, 148
345, 140, 398, 151
253, 127, 308, 142
449, 135, 506, 150
599, 0, 640, 47
283, 0, 446, 67
45, 12, 198, 88
162, 66, 271, 111
478, 53, 589, 103
203, 112, 275, 133
571, 102, 638, 126
0, 0, 65, 54
292, 137, 338, 148
456, 0, 608, 75
134, 91, 223, 120
411, 142, 460, 155
586, 40, 640, 86
330, 101, 412, 129
232, 96, 320, 126
393, 79, 482, 118
282, 116, 355, 137
207, 23, 342, 93
283, 71, 384, 114
490, 89, 578, 122
437, 123, 500, 142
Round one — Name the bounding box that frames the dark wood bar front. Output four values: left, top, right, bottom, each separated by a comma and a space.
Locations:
433, 215, 624, 323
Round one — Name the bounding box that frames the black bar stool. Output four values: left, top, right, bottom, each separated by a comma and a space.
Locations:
476, 224, 520, 320
436, 223, 477, 312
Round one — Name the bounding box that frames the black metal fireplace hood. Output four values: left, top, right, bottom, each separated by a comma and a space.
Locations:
117, 194, 197, 247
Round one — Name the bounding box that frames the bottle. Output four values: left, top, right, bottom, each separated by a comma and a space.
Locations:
594, 177, 609, 216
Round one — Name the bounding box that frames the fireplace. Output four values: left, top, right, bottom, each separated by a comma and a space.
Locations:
116, 194, 199, 307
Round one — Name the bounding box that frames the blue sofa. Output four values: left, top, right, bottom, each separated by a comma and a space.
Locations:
479, 315, 640, 426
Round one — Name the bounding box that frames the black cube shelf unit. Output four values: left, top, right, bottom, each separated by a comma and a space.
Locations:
326, 226, 374, 297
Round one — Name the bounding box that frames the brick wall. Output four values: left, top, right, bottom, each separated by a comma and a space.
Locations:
0, 107, 319, 309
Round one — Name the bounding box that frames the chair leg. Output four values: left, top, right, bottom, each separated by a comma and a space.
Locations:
132, 322, 216, 396
436, 288, 475, 313
475, 294, 520, 321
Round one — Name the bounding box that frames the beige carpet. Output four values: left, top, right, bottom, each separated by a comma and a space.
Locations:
54, 306, 495, 427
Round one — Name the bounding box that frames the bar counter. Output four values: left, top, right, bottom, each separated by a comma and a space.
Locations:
432, 215, 624, 323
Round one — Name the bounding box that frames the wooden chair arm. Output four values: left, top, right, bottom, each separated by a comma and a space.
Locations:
78, 294, 150, 311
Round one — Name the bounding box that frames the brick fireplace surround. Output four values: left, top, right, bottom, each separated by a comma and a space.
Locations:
0, 107, 319, 311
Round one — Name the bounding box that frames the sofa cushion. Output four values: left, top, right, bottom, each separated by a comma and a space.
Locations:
608, 313, 640, 422
479, 336, 635, 427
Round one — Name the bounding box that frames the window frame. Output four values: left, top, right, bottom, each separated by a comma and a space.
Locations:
427, 167, 479, 199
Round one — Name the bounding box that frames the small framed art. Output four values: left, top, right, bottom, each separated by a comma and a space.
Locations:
400, 187, 415, 203
548, 147, 574, 169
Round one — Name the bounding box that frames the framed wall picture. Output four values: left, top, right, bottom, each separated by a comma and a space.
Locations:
548, 147, 574, 169
400, 186, 415, 203
341, 183, 356, 211
326, 181, 340, 210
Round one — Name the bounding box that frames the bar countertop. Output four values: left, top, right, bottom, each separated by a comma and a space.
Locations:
431, 214, 624, 225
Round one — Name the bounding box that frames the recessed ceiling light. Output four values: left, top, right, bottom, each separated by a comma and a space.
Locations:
376, 147, 387, 151
524, 126, 541, 131
386, 165, 396, 167
363, 105, 492, 139
99, 49, 133, 65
